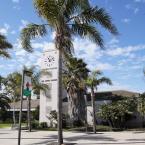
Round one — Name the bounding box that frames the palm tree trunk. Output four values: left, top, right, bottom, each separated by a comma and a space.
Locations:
84, 94, 88, 132
91, 87, 96, 134
57, 49, 63, 145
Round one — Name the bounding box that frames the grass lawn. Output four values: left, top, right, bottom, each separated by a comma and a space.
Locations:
0, 123, 27, 129
0, 123, 12, 128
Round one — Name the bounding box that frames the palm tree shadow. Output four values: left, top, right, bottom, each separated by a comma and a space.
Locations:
32, 133, 116, 145
64, 134, 116, 142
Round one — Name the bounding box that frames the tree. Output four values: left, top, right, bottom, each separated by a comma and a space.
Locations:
23, 66, 48, 132
0, 93, 10, 122
3, 66, 48, 126
48, 110, 58, 127
0, 33, 12, 58
21, 1, 118, 143
138, 93, 145, 127
0, 93, 10, 110
3, 72, 21, 125
86, 70, 112, 133
0, 75, 4, 90
99, 96, 137, 128
63, 56, 89, 125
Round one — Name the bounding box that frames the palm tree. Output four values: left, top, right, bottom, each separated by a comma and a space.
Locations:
0, 93, 10, 110
0, 75, 4, 90
86, 70, 112, 133
4, 72, 21, 126
23, 66, 48, 131
4, 66, 48, 126
0, 33, 12, 58
21, 1, 118, 144
138, 93, 145, 127
63, 56, 89, 125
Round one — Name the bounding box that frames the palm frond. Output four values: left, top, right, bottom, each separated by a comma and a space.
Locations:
21, 23, 47, 52
0, 93, 10, 110
71, 23, 104, 47
70, 6, 118, 35
0, 34, 12, 49
64, 0, 90, 19
92, 70, 102, 77
33, 0, 59, 25
96, 77, 112, 85
86, 70, 112, 88
0, 50, 10, 58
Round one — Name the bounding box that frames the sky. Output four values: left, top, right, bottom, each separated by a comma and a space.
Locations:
0, 0, 145, 93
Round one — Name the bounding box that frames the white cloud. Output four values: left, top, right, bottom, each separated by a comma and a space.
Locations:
125, 4, 139, 14
12, 0, 19, 3
105, 44, 145, 57
108, 38, 119, 45
15, 49, 26, 56
122, 18, 130, 23
51, 31, 56, 40
13, 5, 21, 10
106, 38, 119, 48
73, 38, 102, 60
125, 4, 131, 9
134, 8, 139, 14
19, 19, 29, 30
12, 38, 57, 71
11, 30, 16, 34
98, 81, 134, 92
0, 23, 10, 35
134, 0, 145, 2
91, 62, 114, 71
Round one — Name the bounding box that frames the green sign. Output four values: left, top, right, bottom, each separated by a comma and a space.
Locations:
23, 74, 32, 97
23, 89, 31, 97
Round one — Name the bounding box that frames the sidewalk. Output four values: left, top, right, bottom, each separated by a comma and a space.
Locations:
0, 129, 145, 145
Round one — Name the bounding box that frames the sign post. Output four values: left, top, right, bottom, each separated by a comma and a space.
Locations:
18, 70, 24, 145
18, 70, 32, 145
23, 71, 32, 132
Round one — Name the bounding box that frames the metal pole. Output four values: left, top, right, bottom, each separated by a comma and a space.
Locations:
28, 95, 31, 132
27, 97, 29, 129
25, 70, 32, 132
18, 70, 24, 145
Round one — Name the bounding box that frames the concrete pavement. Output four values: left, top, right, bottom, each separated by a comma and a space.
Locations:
0, 128, 145, 145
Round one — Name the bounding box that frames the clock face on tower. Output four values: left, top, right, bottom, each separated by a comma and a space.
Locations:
44, 55, 55, 68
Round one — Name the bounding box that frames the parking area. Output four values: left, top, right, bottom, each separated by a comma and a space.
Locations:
0, 128, 145, 145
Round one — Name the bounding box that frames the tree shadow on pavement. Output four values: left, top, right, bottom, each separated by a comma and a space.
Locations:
31, 133, 117, 145
133, 131, 145, 134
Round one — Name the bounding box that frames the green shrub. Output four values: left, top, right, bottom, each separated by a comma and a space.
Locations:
31, 120, 39, 129
112, 128, 124, 131
32, 106, 39, 120
73, 120, 84, 127
39, 122, 48, 128
96, 125, 112, 131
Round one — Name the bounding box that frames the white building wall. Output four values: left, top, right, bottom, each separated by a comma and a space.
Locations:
87, 100, 111, 125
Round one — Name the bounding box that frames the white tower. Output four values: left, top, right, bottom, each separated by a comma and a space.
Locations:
39, 49, 59, 124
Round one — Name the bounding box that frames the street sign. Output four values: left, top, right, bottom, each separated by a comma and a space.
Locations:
23, 74, 32, 97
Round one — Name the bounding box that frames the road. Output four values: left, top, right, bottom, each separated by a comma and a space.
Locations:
0, 128, 145, 145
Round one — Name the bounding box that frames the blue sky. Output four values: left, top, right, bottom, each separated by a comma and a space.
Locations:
0, 0, 145, 93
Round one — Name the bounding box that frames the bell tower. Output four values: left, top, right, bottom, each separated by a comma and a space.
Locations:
39, 49, 59, 123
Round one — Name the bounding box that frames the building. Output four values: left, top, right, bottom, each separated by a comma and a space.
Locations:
8, 48, 141, 127
8, 89, 140, 127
